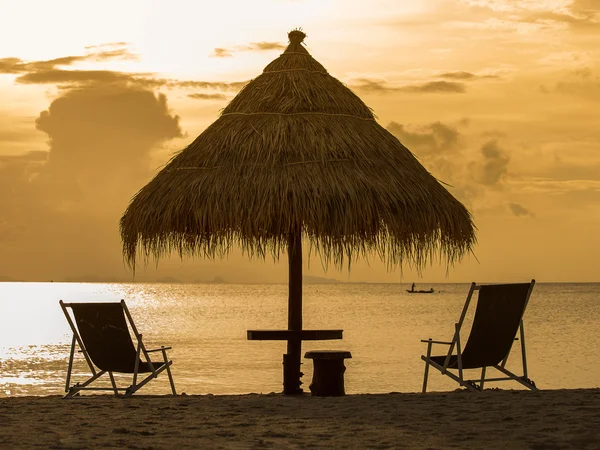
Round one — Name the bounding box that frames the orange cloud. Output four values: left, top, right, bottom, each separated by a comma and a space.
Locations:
508, 202, 533, 217
187, 93, 228, 100
473, 140, 510, 186
1, 49, 247, 95
211, 41, 286, 57
352, 79, 467, 94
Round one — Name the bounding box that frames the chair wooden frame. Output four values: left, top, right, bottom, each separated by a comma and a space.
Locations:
421, 280, 538, 393
60, 299, 176, 398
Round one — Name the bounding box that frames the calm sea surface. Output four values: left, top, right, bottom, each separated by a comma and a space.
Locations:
0, 282, 598, 397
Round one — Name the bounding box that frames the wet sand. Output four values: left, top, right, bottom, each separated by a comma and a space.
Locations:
1, 389, 599, 449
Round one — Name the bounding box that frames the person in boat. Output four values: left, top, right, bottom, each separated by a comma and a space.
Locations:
411, 282, 416, 292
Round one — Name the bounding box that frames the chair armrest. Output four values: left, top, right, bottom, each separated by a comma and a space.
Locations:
146, 347, 172, 352
420, 339, 452, 345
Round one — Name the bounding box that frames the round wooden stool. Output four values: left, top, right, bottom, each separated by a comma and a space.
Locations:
304, 350, 352, 396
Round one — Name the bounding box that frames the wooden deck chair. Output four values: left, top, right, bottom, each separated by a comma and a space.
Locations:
59, 300, 176, 398
421, 280, 537, 393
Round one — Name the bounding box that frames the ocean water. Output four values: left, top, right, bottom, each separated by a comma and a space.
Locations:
0, 282, 598, 397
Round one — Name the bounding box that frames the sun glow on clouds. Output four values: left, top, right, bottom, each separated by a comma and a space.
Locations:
1, 0, 429, 79
0, 1, 146, 60
460, 0, 571, 12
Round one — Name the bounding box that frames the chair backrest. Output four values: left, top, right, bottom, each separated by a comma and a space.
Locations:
68, 302, 143, 373
459, 282, 534, 369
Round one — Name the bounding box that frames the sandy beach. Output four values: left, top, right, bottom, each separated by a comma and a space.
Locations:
1, 389, 599, 449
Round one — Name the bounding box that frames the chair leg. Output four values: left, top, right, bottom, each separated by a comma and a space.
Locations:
132, 339, 142, 387
108, 372, 119, 395
480, 367, 486, 390
455, 328, 464, 383
519, 323, 529, 379
494, 365, 538, 391
64, 370, 107, 398
422, 362, 430, 393
162, 348, 176, 396
124, 362, 171, 397
423, 358, 481, 393
422, 341, 433, 393
65, 335, 77, 393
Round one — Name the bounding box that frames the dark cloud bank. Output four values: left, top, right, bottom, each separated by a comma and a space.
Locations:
387, 120, 530, 217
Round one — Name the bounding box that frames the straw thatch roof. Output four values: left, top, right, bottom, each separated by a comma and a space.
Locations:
120, 29, 476, 271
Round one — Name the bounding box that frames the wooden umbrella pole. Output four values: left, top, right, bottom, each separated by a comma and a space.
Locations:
284, 227, 303, 395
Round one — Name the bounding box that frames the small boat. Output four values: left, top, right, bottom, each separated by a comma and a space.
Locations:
406, 288, 434, 294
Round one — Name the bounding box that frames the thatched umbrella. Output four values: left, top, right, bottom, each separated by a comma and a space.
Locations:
120, 29, 476, 395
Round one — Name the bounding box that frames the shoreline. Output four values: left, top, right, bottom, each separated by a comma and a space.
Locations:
2, 388, 599, 449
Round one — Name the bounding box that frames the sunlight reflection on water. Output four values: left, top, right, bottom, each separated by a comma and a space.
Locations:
1, 282, 599, 396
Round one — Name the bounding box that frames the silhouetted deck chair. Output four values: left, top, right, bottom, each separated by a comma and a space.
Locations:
421, 280, 537, 393
59, 300, 176, 398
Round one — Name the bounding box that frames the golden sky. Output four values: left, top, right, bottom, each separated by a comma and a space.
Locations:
1, 0, 599, 283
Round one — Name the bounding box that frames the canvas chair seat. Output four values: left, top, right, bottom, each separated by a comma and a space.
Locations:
60, 300, 176, 398
93, 360, 166, 374
428, 355, 473, 370
421, 280, 537, 393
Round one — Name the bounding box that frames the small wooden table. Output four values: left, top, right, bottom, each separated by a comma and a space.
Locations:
247, 329, 343, 341
247, 329, 344, 394
304, 350, 352, 396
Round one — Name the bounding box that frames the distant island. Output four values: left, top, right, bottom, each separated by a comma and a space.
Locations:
192, 275, 226, 283
0, 275, 21, 282
209, 275, 226, 283
63, 275, 108, 283
303, 275, 343, 284
1, 274, 345, 284
155, 276, 183, 284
